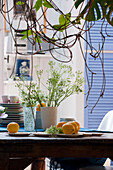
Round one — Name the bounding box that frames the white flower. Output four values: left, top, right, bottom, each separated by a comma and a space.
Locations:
0, 106, 5, 111
0, 106, 8, 118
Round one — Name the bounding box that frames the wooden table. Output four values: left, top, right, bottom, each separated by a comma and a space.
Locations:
1, 132, 113, 170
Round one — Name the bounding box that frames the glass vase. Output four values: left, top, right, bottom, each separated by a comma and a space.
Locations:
24, 107, 36, 131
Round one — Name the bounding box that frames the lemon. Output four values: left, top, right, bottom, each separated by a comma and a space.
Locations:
36, 103, 46, 111
74, 121, 80, 131
68, 121, 80, 134
62, 123, 75, 134
56, 122, 66, 128
7, 122, 19, 133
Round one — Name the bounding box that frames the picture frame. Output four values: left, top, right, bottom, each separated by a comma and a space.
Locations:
16, 59, 32, 80
4, 0, 46, 33
14, 0, 25, 15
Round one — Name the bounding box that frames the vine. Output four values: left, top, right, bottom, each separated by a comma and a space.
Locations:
1, 0, 113, 113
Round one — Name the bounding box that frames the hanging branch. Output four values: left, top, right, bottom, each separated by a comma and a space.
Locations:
1, 0, 113, 113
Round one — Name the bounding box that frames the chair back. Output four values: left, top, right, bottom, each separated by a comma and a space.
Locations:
98, 110, 113, 131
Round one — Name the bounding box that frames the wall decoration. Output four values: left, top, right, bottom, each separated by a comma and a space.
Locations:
14, 0, 25, 15
16, 59, 31, 80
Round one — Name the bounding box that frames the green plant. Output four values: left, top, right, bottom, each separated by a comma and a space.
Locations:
75, 0, 113, 26
16, 61, 84, 108
0, 106, 7, 115
36, 61, 84, 107
45, 126, 63, 135
15, 76, 45, 107
2, 0, 112, 112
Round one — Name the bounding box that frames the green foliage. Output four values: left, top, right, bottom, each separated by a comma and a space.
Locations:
21, 30, 32, 40
74, 0, 113, 26
0, 107, 7, 114
59, 14, 66, 25
53, 13, 71, 32
33, 33, 42, 43
15, 75, 45, 107
21, 30, 42, 43
16, 0, 113, 31
16, 61, 84, 108
33, 0, 42, 12
36, 61, 84, 107
42, 0, 54, 8
33, 0, 54, 12
45, 125, 63, 134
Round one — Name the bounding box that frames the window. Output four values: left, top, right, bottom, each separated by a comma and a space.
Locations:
84, 19, 113, 129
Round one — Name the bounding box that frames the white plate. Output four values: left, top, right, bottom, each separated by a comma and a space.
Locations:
32, 132, 50, 137
91, 132, 103, 136
8, 132, 30, 136
83, 133, 93, 137
57, 132, 84, 138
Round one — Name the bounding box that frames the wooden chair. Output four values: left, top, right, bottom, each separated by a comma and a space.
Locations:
31, 158, 45, 170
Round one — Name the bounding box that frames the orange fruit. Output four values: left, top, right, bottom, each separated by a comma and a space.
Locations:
68, 121, 80, 134
7, 122, 19, 133
74, 121, 80, 131
36, 104, 41, 111
36, 103, 46, 111
41, 103, 46, 107
62, 123, 75, 134
56, 122, 66, 128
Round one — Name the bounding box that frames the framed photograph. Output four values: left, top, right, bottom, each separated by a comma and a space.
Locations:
16, 59, 32, 80
14, 0, 26, 15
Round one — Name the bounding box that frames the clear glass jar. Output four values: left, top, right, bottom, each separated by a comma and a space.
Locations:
24, 107, 36, 131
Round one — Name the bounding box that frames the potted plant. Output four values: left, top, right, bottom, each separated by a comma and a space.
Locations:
15, 60, 84, 130
15, 76, 45, 131
36, 61, 84, 129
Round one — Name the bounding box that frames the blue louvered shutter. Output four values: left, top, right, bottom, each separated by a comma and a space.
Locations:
84, 19, 113, 129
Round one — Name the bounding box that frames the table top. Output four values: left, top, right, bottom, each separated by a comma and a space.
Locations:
0, 132, 113, 159
0, 131, 113, 170
1, 125, 113, 170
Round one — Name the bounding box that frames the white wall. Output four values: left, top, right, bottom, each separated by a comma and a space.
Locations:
0, 12, 4, 101
46, 0, 85, 126
3, 0, 85, 127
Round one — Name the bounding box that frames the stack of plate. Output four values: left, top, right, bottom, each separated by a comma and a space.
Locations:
0, 103, 24, 127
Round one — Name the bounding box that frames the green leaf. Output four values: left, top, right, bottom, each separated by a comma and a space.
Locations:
65, 13, 71, 24
106, 6, 113, 26
53, 24, 62, 30
21, 30, 32, 40
53, 13, 71, 32
72, 17, 81, 24
50, 37, 56, 44
74, 0, 84, 9
77, 0, 102, 21
59, 14, 65, 25
43, 0, 54, 8
95, 3, 101, 20
85, 6, 95, 21
33, 34, 42, 43
53, 24, 65, 32
16, 1, 24, 5
33, 0, 42, 12
74, 0, 113, 26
